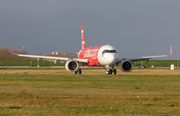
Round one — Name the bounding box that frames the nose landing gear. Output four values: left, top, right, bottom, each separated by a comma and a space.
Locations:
105, 65, 116, 74
106, 69, 116, 74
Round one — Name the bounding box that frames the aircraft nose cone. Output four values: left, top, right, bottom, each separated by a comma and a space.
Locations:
105, 53, 118, 65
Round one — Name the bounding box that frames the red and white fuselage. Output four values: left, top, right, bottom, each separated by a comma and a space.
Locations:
78, 24, 118, 67
78, 45, 118, 66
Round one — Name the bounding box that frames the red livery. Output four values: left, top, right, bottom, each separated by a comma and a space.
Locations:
78, 46, 102, 66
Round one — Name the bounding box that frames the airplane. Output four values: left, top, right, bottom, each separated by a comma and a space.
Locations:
11, 24, 172, 74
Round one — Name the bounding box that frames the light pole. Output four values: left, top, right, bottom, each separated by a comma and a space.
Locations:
30, 61, 32, 67
178, 58, 179, 68
37, 58, 39, 67
50, 60, 51, 67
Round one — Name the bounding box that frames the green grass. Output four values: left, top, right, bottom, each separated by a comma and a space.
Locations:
0, 72, 180, 115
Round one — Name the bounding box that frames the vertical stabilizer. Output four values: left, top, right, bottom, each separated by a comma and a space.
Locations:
81, 23, 86, 49
170, 44, 172, 55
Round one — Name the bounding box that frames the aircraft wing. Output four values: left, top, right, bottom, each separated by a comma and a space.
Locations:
52, 51, 78, 55
57, 51, 78, 54
15, 54, 88, 63
117, 45, 172, 63
117, 55, 169, 63
10, 45, 88, 63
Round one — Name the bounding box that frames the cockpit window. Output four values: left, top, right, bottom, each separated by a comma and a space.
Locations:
102, 50, 117, 53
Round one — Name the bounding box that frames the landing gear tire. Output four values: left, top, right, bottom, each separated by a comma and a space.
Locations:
74, 71, 77, 74
75, 69, 81, 74
106, 70, 112, 75
106, 71, 109, 74
109, 69, 112, 74
106, 71, 111, 74
106, 69, 116, 75
78, 69, 81, 74
113, 69, 116, 74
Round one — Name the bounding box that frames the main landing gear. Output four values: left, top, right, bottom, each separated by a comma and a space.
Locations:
75, 69, 81, 74
105, 65, 116, 75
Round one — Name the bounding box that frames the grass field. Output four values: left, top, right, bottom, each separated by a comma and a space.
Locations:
0, 68, 180, 115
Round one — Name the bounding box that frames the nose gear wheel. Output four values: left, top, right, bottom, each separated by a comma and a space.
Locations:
105, 65, 116, 75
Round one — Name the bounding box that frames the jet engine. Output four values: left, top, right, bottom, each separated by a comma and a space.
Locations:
65, 60, 79, 72
119, 60, 133, 72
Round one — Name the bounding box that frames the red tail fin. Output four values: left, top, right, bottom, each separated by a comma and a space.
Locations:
81, 23, 86, 49
170, 44, 172, 55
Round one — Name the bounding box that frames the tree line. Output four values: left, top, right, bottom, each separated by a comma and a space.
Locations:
0, 47, 77, 60
0, 47, 29, 60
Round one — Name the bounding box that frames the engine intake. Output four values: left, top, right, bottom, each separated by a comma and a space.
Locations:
65, 60, 79, 72
120, 60, 132, 72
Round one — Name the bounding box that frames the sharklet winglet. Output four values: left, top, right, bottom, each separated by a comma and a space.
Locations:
10, 44, 17, 55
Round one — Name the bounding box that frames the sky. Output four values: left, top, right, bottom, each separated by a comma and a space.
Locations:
0, 0, 180, 59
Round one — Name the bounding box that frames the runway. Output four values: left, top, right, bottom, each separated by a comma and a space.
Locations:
0, 68, 179, 75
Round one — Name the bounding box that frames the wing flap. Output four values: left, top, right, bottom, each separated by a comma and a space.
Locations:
16, 54, 88, 63
18, 54, 70, 61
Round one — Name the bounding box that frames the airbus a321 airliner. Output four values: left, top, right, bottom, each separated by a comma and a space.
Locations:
11, 24, 172, 74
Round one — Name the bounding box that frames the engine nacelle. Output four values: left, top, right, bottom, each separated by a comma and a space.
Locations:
65, 60, 79, 72
119, 60, 133, 72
